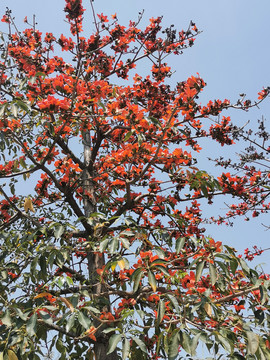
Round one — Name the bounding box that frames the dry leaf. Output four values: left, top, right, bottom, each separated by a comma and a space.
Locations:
34, 292, 51, 299
24, 197, 35, 213
117, 259, 126, 270
7, 350, 18, 360
204, 303, 212, 317
59, 297, 75, 312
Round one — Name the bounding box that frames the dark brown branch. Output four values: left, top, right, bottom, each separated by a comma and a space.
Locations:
213, 285, 260, 305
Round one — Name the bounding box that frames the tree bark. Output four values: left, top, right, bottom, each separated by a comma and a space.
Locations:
83, 131, 118, 360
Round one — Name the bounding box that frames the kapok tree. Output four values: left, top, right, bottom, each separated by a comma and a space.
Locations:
0, 1, 270, 359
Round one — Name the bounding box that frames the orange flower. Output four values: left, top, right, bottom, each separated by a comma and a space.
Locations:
85, 326, 97, 341
234, 304, 245, 312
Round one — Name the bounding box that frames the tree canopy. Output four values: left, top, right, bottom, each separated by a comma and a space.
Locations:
0, 1, 270, 359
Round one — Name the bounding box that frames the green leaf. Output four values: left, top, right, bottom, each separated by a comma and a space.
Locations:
230, 353, 246, 360
230, 258, 238, 274
19, 157, 27, 169
156, 299, 165, 325
26, 313, 37, 337
137, 133, 144, 146
168, 331, 179, 360
77, 311, 91, 329
56, 338, 65, 354
11, 103, 18, 118
99, 238, 109, 252
120, 230, 135, 237
39, 255, 47, 279
66, 313, 76, 333
166, 294, 181, 314
109, 237, 119, 253
148, 116, 160, 126
254, 308, 264, 324
216, 333, 232, 353
215, 260, 229, 278
182, 331, 191, 354
16, 100, 30, 113
0, 103, 7, 116
103, 327, 119, 334
148, 270, 157, 292
122, 338, 130, 360
164, 334, 169, 356
200, 184, 208, 198
131, 336, 147, 353
83, 306, 100, 314
155, 333, 162, 357
239, 258, 250, 274
120, 237, 130, 249
136, 310, 145, 321
258, 347, 267, 360
195, 260, 205, 282
155, 248, 165, 259
107, 334, 122, 354
38, 309, 52, 325
190, 333, 200, 356
123, 131, 133, 141
98, 101, 106, 111
175, 237, 186, 253
54, 225, 64, 239
154, 265, 170, 277
150, 259, 168, 266
15, 308, 27, 321
132, 268, 143, 293
209, 263, 218, 285
1, 310, 12, 327
246, 331, 259, 355
224, 245, 236, 255
259, 285, 268, 305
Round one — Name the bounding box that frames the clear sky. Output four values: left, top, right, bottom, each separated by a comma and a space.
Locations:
1, 0, 270, 268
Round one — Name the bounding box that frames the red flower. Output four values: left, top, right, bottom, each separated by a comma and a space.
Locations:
8, 272, 19, 279
1, 15, 10, 23
85, 326, 97, 341
97, 13, 109, 23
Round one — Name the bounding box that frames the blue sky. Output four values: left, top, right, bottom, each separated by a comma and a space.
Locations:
1, 0, 270, 267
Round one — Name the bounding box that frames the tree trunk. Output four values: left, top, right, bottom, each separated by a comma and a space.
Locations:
83, 131, 118, 360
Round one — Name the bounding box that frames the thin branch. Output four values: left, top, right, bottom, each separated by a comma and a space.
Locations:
0, 166, 38, 179
213, 285, 260, 305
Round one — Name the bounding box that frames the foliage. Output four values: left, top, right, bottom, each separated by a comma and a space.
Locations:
0, 1, 270, 359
